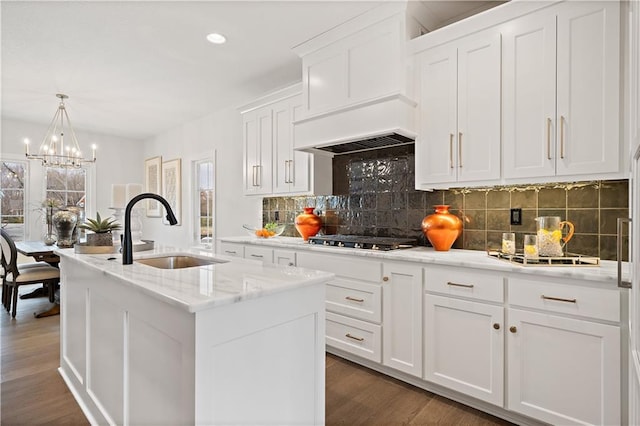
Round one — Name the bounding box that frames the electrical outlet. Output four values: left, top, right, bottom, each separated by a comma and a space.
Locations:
510, 208, 522, 225
274, 211, 280, 221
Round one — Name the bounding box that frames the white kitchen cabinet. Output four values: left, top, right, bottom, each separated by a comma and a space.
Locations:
382, 262, 423, 377
242, 89, 331, 196
219, 241, 244, 258
503, 1, 622, 180
423, 266, 504, 406
507, 276, 621, 425
297, 250, 384, 361
424, 294, 504, 406
273, 249, 296, 266
415, 29, 501, 189
631, 0, 640, 156
507, 308, 620, 425
244, 245, 273, 264
242, 105, 272, 195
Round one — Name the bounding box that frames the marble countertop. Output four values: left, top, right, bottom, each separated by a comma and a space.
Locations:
56, 245, 334, 313
220, 236, 629, 286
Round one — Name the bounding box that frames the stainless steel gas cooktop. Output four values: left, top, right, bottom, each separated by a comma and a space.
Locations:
307, 235, 417, 251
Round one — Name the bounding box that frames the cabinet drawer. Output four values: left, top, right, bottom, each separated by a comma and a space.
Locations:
326, 312, 381, 362
219, 242, 244, 258
297, 251, 382, 283
424, 266, 504, 303
509, 277, 619, 322
244, 246, 273, 264
326, 279, 381, 323
273, 249, 296, 266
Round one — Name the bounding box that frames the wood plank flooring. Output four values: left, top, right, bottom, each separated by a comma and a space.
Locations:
2, 284, 513, 425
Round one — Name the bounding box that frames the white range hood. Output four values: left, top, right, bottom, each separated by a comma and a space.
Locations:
292, 2, 425, 156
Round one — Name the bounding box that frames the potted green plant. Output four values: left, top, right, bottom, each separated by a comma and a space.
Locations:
78, 212, 121, 246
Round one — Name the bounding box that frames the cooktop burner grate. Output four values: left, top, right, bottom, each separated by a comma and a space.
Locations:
307, 235, 417, 251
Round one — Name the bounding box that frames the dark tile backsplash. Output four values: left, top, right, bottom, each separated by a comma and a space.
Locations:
263, 145, 629, 261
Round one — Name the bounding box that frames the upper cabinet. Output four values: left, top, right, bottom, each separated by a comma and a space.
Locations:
415, 30, 502, 189
292, 2, 429, 153
503, 1, 621, 180
241, 87, 332, 197
411, 0, 627, 189
243, 105, 273, 196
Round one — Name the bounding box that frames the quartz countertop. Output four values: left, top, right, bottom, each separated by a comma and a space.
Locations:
220, 236, 629, 286
56, 245, 334, 313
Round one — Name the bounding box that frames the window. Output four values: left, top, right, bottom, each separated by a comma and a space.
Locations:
195, 159, 214, 248
46, 167, 86, 208
0, 161, 26, 240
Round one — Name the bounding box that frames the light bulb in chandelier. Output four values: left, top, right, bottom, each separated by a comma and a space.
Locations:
24, 93, 97, 168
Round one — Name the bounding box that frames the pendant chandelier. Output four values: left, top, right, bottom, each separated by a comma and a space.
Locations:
24, 93, 96, 168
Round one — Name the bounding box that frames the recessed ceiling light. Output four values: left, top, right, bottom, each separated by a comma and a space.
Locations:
206, 33, 227, 44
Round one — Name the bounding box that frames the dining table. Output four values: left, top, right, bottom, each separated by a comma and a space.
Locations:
15, 240, 61, 317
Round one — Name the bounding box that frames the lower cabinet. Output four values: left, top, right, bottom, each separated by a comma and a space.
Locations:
220, 241, 623, 425
507, 308, 620, 425
424, 294, 504, 406
382, 262, 423, 377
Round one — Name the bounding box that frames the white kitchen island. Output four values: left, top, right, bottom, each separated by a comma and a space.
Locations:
56, 247, 332, 426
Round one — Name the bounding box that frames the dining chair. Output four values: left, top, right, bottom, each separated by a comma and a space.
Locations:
0, 230, 60, 318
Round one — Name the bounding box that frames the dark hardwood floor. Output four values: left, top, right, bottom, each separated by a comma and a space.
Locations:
2, 284, 513, 425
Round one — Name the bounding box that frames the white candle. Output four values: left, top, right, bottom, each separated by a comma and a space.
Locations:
126, 183, 143, 203
24, 138, 30, 155
91, 144, 97, 161
111, 184, 127, 209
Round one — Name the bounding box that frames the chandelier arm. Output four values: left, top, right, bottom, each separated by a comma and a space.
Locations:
61, 107, 82, 153
39, 107, 62, 153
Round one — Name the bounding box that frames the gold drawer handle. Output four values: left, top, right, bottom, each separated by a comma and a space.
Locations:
224, 250, 237, 254
447, 281, 474, 289
493, 323, 500, 330
345, 333, 364, 342
541, 295, 576, 303
250, 254, 263, 258
345, 296, 364, 303
510, 326, 517, 333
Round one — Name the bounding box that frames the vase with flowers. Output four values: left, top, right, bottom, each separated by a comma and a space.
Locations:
42, 198, 62, 245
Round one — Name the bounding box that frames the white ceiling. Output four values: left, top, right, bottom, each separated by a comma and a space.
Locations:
1, 1, 504, 141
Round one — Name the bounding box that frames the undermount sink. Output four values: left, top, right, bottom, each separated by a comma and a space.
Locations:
135, 255, 226, 269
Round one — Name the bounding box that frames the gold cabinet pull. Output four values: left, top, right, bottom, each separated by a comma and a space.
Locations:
224, 250, 237, 255
256, 165, 261, 187
250, 254, 263, 258
449, 133, 454, 169
345, 296, 364, 303
288, 159, 294, 184
546, 118, 552, 160
509, 326, 517, 333
560, 115, 565, 159
382, 276, 389, 282
493, 323, 500, 330
541, 295, 576, 303
447, 281, 474, 288
284, 160, 289, 183
345, 333, 364, 342
458, 132, 463, 168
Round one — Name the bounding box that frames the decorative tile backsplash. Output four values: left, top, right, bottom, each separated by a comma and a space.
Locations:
263, 145, 629, 261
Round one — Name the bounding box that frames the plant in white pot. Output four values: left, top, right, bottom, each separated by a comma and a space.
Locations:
78, 212, 121, 246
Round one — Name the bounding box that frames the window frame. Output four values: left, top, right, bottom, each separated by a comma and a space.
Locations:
0, 155, 29, 241
193, 154, 215, 249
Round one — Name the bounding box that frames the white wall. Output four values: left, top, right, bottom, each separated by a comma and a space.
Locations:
141, 106, 261, 249
1, 116, 143, 240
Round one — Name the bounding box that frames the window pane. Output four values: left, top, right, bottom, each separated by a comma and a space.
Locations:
46, 191, 66, 206
195, 160, 214, 246
66, 191, 85, 207
67, 169, 86, 191
1, 162, 25, 189
0, 161, 26, 240
46, 168, 66, 190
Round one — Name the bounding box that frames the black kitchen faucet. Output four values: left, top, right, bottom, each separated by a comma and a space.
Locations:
122, 193, 178, 265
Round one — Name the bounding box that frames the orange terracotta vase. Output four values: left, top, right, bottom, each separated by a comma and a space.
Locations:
421, 205, 462, 251
295, 207, 322, 241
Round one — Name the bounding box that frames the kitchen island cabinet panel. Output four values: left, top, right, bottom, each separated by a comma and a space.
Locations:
58, 250, 329, 425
